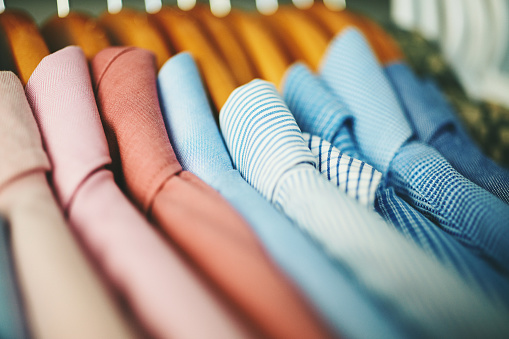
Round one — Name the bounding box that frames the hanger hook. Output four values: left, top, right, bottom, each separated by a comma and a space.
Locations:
57, 0, 70, 17
177, 0, 196, 11
256, 0, 278, 15
145, 0, 162, 13
210, 0, 231, 17
324, 0, 346, 10
107, 0, 123, 14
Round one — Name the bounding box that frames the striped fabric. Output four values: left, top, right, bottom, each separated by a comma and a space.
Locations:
157, 53, 405, 339
303, 134, 509, 307
220, 79, 509, 338
302, 132, 381, 207
385, 63, 509, 204
319, 28, 509, 273
283, 65, 361, 159
284, 64, 468, 259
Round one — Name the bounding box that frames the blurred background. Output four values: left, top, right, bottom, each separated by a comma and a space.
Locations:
3, 0, 390, 24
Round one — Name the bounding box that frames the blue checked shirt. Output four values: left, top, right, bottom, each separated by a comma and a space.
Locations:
282, 62, 509, 307
385, 62, 509, 204
306, 132, 509, 307
220, 79, 509, 339
319, 28, 509, 273
156, 53, 407, 339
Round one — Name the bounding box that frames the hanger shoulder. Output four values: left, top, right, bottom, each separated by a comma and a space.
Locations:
98, 9, 171, 69
266, 7, 330, 70
227, 10, 291, 87
193, 6, 257, 85
307, 4, 403, 64
357, 15, 404, 65
153, 8, 237, 110
42, 12, 110, 61
0, 10, 49, 85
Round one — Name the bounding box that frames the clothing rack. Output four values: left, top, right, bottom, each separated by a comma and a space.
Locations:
1, 1, 509, 339
2, 0, 378, 23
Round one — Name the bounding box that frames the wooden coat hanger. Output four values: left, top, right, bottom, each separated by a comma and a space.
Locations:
0, 4, 49, 85
192, 4, 257, 85
226, 8, 291, 87
307, 2, 403, 64
41, 1, 110, 61
264, 5, 330, 71
98, 0, 171, 69
152, 6, 238, 111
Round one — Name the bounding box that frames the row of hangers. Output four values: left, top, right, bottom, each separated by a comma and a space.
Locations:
0, 0, 403, 112
391, 0, 509, 108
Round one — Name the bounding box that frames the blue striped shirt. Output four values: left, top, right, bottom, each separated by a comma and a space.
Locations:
319, 28, 509, 273
157, 52, 407, 339
282, 62, 509, 307
220, 79, 509, 338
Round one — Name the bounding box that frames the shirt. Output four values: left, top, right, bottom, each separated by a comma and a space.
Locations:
1, 70, 134, 339
282, 62, 509, 307
92, 46, 332, 339
27, 46, 250, 339
385, 62, 509, 204
319, 28, 509, 273
303, 133, 381, 208
157, 52, 408, 339
220, 78, 509, 338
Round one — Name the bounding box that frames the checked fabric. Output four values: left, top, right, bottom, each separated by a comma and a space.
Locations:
385, 63, 509, 204
319, 28, 509, 273
282, 63, 509, 307
156, 52, 404, 339
220, 78, 509, 339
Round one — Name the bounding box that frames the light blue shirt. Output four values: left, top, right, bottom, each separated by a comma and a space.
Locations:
220, 78, 509, 338
157, 52, 406, 339
282, 62, 509, 308
319, 28, 509, 274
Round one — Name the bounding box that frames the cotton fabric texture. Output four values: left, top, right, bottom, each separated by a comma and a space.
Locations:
26, 46, 251, 339
302, 133, 381, 207
319, 28, 509, 273
282, 63, 509, 306
220, 78, 509, 338
92, 46, 332, 339
157, 52, 409, 339
385, 62, 509, 204
0, 216, 28, 339
0, 70, 134, 339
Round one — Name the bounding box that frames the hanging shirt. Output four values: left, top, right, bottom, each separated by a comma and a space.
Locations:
282, 62, 509, 307
220, 78, 509, 338
0, 70, 134, 339
384, 62, 509, 204
26, 46, 251, 339
0, 215, 28, 339
319, 28, 509, 274
157, 52, 408, 339
91, 46, 333, 339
